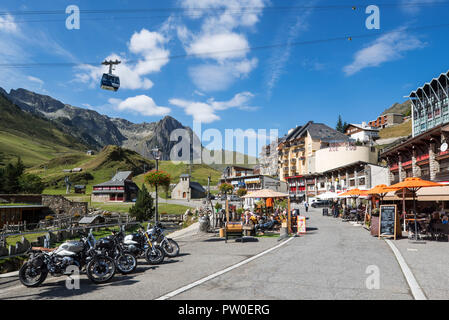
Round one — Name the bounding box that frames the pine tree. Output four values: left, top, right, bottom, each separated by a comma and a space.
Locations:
336, 115, 343, 133
129, 184, 155, 222
3, 157, 25, 194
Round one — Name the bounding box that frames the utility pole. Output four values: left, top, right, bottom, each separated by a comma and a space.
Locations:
152, 147, 161, 224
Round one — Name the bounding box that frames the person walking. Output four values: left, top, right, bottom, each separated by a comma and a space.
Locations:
304, 201, 309, 213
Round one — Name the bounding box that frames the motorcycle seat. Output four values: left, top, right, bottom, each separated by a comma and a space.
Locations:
32, 247, 56, 252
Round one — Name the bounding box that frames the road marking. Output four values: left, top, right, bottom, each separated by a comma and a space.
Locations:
155, 236, 295, 300
385, 239, 427, 300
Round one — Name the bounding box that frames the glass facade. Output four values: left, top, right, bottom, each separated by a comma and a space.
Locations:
412, 72, 449, 137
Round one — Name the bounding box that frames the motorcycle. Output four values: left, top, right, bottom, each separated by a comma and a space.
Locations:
149, 223, 180, 258
95, 229, 137, 275
19, 231, 116, 287
123, 227, 165, 265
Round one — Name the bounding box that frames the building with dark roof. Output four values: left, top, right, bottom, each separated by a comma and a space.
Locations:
171, 174, 206, 200
91, 171, 139, 202
278, 121, 350, 182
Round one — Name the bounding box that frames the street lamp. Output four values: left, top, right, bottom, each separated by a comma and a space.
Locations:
152, 147, 161, 224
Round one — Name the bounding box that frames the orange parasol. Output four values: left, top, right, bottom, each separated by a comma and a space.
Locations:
389, 177, 445, 192
366, 184, 397, 195
340, 188, 369, 196
389, 177, 445, 241
366, 184, 398, 205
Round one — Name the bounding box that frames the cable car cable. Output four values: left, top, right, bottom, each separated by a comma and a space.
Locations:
0, 22, 448, 69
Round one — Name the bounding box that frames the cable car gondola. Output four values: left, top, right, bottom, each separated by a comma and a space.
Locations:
100, 60, 121, 92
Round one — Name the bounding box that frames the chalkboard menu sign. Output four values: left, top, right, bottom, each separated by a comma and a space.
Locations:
379, 205, 398, 239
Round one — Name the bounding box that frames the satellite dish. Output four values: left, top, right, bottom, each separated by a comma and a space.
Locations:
441, 143, 448, 152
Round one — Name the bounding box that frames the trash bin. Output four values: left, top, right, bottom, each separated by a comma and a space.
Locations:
322, 208, 328, 216
199, 215, 210, 232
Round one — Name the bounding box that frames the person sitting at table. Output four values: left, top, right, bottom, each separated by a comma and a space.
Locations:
442, 215, 449, 225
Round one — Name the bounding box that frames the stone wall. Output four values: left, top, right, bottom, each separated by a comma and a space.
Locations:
0, 194, 88, 216
0, 194, 42, 204
42, 195, 87, 215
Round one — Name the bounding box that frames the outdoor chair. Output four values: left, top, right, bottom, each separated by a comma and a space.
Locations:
430, 222, 449, 241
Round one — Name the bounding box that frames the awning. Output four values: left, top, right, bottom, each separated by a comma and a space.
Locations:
383, 185, 449, 201
245, 178, 260, 184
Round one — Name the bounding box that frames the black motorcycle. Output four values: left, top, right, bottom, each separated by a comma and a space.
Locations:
123, 227, 165, 265
19, 231, 116, 287
95, 229, 137, 274
149, 223, 180, 258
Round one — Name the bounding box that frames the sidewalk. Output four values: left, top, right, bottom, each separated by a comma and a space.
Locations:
167, 222, 199, 240
392, 238, 449, 299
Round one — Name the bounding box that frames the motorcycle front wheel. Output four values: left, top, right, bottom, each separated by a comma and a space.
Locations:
115, 253, 137, 274
144, 246, 165, 265
86, 255, 116, 284
19, 263, 48, 287
162, 238, 180, 258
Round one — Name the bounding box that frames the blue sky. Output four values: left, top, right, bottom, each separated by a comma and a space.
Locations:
0, 0, 448, 156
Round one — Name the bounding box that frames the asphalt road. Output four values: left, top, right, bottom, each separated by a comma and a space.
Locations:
0, 208, 413, 300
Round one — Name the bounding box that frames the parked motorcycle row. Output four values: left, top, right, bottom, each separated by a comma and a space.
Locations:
19, 222, 180, 287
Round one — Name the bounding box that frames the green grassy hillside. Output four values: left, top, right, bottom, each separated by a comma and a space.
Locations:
30, 145, 155, 194
0, 93, 87, 167
378, 120, 412, 139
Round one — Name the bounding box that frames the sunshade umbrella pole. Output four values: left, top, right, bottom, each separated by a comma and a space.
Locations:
412, 187, 422, 242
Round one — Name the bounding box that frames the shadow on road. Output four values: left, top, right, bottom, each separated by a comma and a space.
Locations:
176, 253, 191, 257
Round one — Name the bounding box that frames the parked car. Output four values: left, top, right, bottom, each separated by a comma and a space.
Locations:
311, 200, 332, 208
207, 194, 216, 200
228, 195, 241, 202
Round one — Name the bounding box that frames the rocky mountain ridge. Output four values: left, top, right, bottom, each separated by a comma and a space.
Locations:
1, 87, 192, 160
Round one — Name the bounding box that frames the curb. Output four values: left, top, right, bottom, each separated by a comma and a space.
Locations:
0, 271, 19, 278
384, 239, 427, 300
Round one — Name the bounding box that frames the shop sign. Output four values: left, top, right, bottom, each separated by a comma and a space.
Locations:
297, 216, 306, 234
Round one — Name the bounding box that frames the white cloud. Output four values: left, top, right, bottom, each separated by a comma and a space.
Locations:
187, 32, 249, 61
265, 0, 315, 97
181, 0, 266, 32
176, 0, 266, 92
400, 0, 438, 14
75, 28, 170, 90
189, 58, 258, 92
169, 91, 256, 123
27, 76, 44, 86
343, 28, 426, 76
0, 14, 19, 33
111, 95, 171, 116
170, 98, 220, 123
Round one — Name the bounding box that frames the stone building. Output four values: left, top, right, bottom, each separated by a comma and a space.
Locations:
259, 139, 281, 176
171, 174, 206, 200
